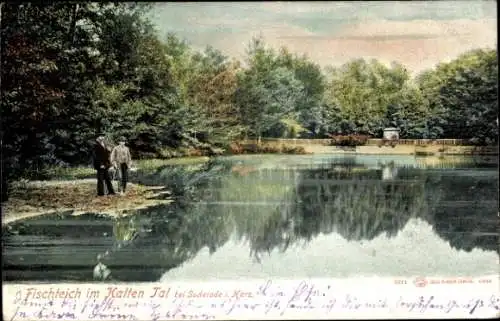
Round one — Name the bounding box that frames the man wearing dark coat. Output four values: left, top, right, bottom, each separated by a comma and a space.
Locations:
93, 134, 116, 196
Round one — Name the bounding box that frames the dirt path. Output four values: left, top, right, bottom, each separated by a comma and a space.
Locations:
2, 179, 173, 226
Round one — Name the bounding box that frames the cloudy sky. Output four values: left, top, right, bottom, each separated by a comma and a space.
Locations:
149, 1, 497, 73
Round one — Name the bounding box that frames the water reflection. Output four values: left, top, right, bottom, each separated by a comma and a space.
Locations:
2, 155, 498, 282
381, 162, 398, 180
162, 217, 499, 279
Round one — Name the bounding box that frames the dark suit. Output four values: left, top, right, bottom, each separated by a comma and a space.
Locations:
93, 143, 115, 196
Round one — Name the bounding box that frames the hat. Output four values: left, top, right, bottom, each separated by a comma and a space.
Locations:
118, 136, 126, 142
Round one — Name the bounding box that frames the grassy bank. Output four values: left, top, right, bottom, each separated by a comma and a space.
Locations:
2, 157, 209, 223
35, 156, 211, 181
2, 180, 173, 225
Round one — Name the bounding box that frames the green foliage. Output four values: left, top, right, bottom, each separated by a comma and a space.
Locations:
417, 49, 498, 144
228, 142, 307, 155
235, 38, 308, 140
383, 83, 439, 139
323, 59, 410, 136
329, 135, 370, 147
280, 118, 308, 138
275, 48, 326, 136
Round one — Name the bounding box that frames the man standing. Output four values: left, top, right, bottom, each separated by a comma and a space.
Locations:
110, 136, 132, 195
93, 134, 115, 196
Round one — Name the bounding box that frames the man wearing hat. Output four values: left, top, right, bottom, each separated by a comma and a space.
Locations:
93, 134, 116, 196
111, 136, 133, 195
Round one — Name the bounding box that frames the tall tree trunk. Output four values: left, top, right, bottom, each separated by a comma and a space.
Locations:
68, 3, 79, 45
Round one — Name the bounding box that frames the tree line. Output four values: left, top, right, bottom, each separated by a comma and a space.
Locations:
1, 3, 498, 182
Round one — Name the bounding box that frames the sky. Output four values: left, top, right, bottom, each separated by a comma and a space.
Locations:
149, 1, 497, 74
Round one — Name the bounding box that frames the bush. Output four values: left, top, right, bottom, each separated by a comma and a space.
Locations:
242, 143, 260, 154
228, 141, 307, 155
415, 151, 435, 156
229, 142, 244, 154
228, 142, 261, 154
328, 134, 370, 147
261, 144, 278, 153
281, 145, 307, 154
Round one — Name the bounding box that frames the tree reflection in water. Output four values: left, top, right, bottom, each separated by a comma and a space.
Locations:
220, 164, 435, 262
213, 156, 497, 261
2, 155, 498, 282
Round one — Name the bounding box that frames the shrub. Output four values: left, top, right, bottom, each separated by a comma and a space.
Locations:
415, 151, 435, 156
228, 141, 307, 155
243, 143, 260, 154
261, 144, 278, 153
281, 145, 307, 154
328, 134, 370, 147
229, 142, 244, 154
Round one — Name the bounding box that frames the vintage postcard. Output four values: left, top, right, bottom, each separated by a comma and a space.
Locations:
1, 1, 498, 320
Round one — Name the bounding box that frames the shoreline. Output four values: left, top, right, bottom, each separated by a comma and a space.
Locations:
2, 180, 173, 226
2, 200, 174, 226
230, 140, 498, 156
277, 144, 498, 156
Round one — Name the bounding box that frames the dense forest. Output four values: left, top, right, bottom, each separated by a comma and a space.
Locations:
1, 3, 498, 182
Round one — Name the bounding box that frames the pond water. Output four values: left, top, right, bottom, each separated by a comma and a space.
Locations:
2, 154, 499, 283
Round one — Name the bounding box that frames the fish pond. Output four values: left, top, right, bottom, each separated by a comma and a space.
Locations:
2, 154, 499, 283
